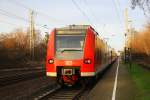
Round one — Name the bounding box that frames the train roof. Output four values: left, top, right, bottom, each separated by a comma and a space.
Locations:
56, 25, 91, 30
55, 25, 99, 35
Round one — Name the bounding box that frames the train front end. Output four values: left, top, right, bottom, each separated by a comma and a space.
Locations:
46, 25, 95, 86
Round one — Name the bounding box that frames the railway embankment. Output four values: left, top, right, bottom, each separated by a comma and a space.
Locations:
0, 61, 57, 100
127, 63, 150, 100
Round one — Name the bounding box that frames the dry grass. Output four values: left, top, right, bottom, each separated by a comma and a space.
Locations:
0, 28, 47, 65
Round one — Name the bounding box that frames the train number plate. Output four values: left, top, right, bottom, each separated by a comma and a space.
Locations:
65, 61, 72, 66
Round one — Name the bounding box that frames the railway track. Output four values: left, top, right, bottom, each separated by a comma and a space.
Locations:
34, 60, 116, 100
0, 69, 45, 87
35, 84, 86, 100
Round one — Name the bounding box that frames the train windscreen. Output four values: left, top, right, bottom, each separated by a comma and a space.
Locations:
56, 33, 85, 60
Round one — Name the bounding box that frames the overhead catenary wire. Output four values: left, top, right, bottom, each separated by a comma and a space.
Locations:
0, 19, 22, 26
7, 0, 60, 22
71, 0, 93, 25
82, 0, 110, 45
0, 8, 49, 29
114, 0, 124, 26
115, 0, 122, 11
83, 0, 102, 25
0, 8, 28, 23
71, 0, 102, 37
83, 0, 106, 35
111, 0, 123, 28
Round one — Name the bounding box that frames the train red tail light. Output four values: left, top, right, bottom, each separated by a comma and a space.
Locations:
84, 59, 91, 64
48, 59, 54, 64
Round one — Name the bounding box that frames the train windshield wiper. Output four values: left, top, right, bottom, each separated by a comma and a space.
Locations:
60, 48, 82, 53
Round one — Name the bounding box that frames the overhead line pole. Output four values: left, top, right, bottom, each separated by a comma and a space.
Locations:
124, 8, 132, 67
125, 8, 129, 47
124, 8, 129, 63
29, 10, 35, 60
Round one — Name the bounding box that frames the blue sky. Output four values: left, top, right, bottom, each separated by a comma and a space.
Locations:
0, 0, 147, 51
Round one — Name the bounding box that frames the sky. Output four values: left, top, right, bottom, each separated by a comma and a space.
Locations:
0, 0, 147, 51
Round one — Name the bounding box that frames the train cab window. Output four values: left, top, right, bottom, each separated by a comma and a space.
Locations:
55, 33, 85, 60
56, 34, 85, 52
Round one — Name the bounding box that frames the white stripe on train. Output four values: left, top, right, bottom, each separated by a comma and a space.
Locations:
46, 72, 95, 77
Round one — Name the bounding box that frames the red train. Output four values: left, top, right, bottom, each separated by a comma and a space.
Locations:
46, 25, 116, 86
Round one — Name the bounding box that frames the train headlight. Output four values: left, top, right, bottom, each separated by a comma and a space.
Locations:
84, 59, 91, 64
48, 59, 54, 64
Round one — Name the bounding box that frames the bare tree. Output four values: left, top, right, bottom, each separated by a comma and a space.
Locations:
130, 23, 150, 63
131, 0, 150, 18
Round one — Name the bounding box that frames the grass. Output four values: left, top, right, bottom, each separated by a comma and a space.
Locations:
127, 63, 150, 100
